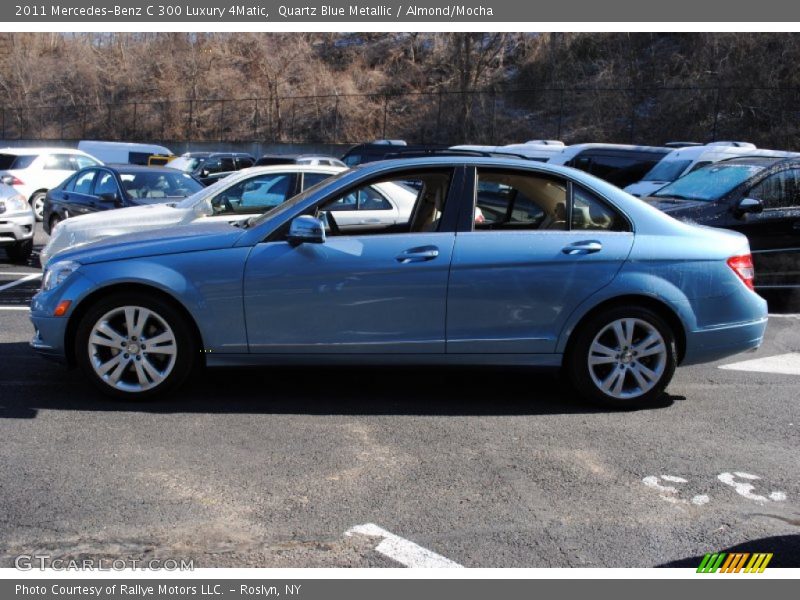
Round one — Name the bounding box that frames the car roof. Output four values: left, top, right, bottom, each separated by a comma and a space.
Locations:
182, 151, 254, 158
0, 147, 91, 155
95, 164, 189, 173
715, 156, 800, 168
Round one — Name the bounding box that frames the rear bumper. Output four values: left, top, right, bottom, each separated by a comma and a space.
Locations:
682, 316, 768, 366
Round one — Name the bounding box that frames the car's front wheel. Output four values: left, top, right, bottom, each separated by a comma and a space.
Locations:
567, 306, 677, 408
75, 293, 197, 399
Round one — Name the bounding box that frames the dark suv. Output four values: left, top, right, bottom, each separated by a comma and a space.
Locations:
645, 156, 800, 290
168, 152, 255, 185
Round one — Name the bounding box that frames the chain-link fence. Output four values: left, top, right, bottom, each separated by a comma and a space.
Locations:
3, 86, 800, 149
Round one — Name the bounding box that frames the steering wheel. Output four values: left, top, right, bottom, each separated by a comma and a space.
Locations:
212, 194, 234, 214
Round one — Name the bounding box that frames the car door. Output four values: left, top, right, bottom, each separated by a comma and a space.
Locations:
447, 167, 635, 354
62, 169, 99, 216
725, 167, 800, 288
242, 167, 460, 354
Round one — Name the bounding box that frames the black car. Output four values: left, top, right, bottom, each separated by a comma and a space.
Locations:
341, 141, 450, 167
43, 165, 204, 234
167, 152, 255, 185
644, 156, 800, 290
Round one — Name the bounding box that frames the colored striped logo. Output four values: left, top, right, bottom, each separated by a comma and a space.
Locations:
697, 552, 773, 573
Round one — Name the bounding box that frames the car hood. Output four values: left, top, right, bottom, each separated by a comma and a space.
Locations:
52, 221, 246, 266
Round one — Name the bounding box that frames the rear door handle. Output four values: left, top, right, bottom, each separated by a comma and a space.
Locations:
396, 245, 439, 263
562, 240, 603, 255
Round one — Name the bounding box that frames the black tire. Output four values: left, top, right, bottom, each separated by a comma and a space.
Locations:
6, 239, 33, 264
74, 292, 198, 400
30, 191, 46, 221
566, 306, 677, 409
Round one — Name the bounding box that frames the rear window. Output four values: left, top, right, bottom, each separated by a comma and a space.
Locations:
641, 159, 693, 182
0, 153, 36, 170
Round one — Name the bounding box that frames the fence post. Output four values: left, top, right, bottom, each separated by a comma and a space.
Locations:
557, 88, 565, 140
219, 100, 225, 141
188, 100, 194, 141
254, 98, 259, 141
629, 89, 636, 144
711, 86, 721, 142
290, 99, 296, 143
160, 102, 165, 141
132, 102, 138, 139
436, 89, 443, 142
81, 105, 87, 138
382, 94, 388, 139
490, 90, 497, 144
333, 95, 339, 143
1, 107, 4, 139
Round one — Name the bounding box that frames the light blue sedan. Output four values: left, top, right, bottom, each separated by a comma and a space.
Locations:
30, 157, 768, 407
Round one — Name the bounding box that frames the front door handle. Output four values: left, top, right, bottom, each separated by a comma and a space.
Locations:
562, 240, 603, 255
396, 245, 439, 263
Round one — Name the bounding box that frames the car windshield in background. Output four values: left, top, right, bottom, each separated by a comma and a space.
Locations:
641, 159, 693, 182
652, 163, 764, 201
167, 156, 204, 172
119, 170, 204, 203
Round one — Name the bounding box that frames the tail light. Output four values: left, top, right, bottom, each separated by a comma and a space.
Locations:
727, 254, 755, 291
2, 175, 24, 186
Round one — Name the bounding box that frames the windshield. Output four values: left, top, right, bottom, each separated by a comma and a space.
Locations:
653, 164, 764, 201
245, 169, 352, 228
167, 156, 204, 172
119, 170, 204, 202
641, 159, 693, 182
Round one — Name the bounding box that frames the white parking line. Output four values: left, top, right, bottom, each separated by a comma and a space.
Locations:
768, 313, 800, 319
345, 523, 463, 568
0, 272, 41, 277
0, 306, 30, 311
719, 352, 800, 376
0, 273, 41, 293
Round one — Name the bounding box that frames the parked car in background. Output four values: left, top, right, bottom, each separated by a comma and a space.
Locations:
624, 142, 798, 197
77, 141, 174, 166
341, 140, 450, 166
31, 157, 766, 406
644, 156, 800, 290
547, 143, 671, 189
450, 140, 566, 162
0, 183, 35, 263
254, 154, 346, 167
39, 165, 415, 266
166, 152, 255, 185
42, 165, 203, 235
0, 147, 102, 221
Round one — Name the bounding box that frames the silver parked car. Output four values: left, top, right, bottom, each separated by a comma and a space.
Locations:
0, 183, 35, 263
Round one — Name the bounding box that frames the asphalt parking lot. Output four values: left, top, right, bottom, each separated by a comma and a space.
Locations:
0, 225, 798, 568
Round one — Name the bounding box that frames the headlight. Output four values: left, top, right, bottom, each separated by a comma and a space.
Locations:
0, 194, 29, 213
42, 260, 80, 291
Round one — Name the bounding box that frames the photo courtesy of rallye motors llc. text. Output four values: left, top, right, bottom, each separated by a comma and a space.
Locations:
15, 584, 302, 597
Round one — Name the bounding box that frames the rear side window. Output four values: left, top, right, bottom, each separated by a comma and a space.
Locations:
302, 172, 334, 190
472, 169, 629, 232
43, 154, 76, 170
0, 154, 37, 170
571, 153, 663, 188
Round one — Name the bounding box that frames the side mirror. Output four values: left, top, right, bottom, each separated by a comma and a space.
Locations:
735, 197, 764, 217
287, 215, 325, 246
98, 192, 121, 204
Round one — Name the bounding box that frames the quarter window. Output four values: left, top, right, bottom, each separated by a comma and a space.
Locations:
571, 185, 629, 231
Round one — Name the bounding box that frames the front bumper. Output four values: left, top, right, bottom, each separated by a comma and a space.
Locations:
0, 211, 35, 246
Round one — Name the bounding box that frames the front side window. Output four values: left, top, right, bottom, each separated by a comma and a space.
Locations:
211, 172, 296, 215
73, 170, 97, 194
314, 169, 453, 235
93, 171, 120, 197
748, 169, 800, 209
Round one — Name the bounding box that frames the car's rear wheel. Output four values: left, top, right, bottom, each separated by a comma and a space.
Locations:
5, 239, 33, 263
75, 293, 197, 399
30, 191, 46, 221
567, 306, 677, 408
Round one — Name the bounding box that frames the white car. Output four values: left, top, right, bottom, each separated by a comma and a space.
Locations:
40, 165, 417, 267
0, 183, 35, 263
0, 147, 103, 221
